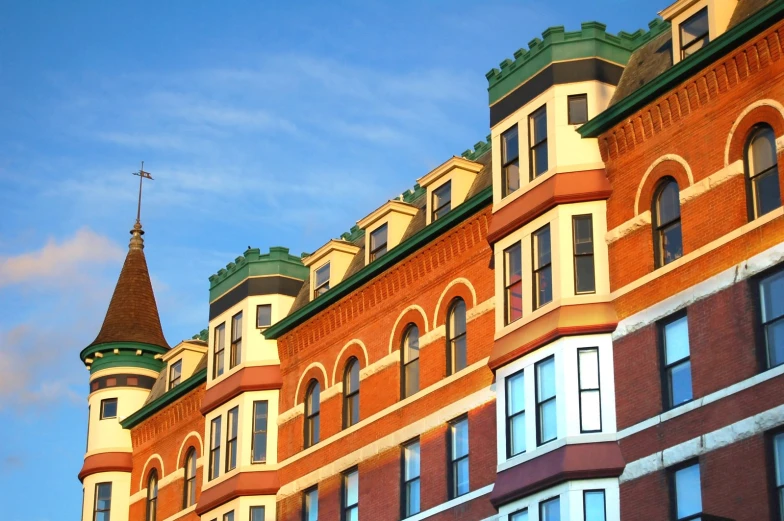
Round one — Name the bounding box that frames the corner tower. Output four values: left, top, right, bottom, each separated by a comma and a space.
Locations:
78, 222, 170, 521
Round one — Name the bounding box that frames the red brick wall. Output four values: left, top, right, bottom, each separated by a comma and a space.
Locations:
129, 384, 205, 521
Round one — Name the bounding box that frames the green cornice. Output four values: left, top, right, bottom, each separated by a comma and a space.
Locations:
209, 246, 308, 302
192, 329, 208, 342
79, 342, 168, 374
120, 368, 207, 429
462, 135, 492, 161
578, 1, 784, 138
264, 185, 493, 340
400, 183, 426, 204
486, 19, 669, 105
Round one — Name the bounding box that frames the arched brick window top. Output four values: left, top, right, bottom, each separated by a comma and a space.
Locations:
332, 340, 368, 387
388, 306, 428, 355
295, 363, 328, 407
433, 279, 476, 328
637, 159, 691, 216
727, 103, 784, 166
744, 124, 782, 220
652, 177, 683, 268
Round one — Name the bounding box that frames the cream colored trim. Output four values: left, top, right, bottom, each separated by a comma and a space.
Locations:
406, 485, 494, 521
84, 447, 132, 458
432, 277, 478, 326
620, 403, 784, 483
356, 199, 418, 229
277, 378, 495, 498
422, 297, 494, 349
161, 505, 197, 521
388, 304, 429, 355
89, 367, 160, 382
294, 362, 329, 406
359, 349, 399, 380
724, 99, 784, 166
131, 458, 204, 504
679, 160, 743, 204
278, 403, 305, 424
139, 454, 165, 489
634, 154, 694, 216
419, 325, 446, 348
175, 431, 204, 470
497, 433, 618, 473
467, 298, 495, 321
302, 239, 360, 268
161, 341, 208, 362
331, 339, 370, 386
321, 382, 343, 402
612, 207, 784, 299
606, 211, 651, 245
416, 156, 483, 187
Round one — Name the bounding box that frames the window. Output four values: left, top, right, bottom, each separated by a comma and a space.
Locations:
540, 496, 560, 521
209, 416, 221, 480
303, 486, 318, 521
746, 125, 781, 219
578, 348, 602, 432
773, 432, 784, 519
760, 269, 784, 369
401, 325, 420, 398
536, 356, 557, 445
680, 8, 709, 59
100, 398, 117, 419
256, 304, 272, 329
314, 263, 330, 298
250, 507, 265, 521
661, 314, 693, 408
183, 448, 197, 508
169, 360, 182, 389
370, 224, 388, 261
573, 215, 595, 294
226, 406, 238, 472
93, 482, 112, 521
653, 178, 683, 267
432, 181, 452, 221
213, 323, 226, 378
447, 298, 467, 374
252, 401, 268, 463
529, 105, 548, 179
402, 440, 421, 518
502, 125, 521, 197
223, 512, 234, 521
448, 417, 470, 498
342, 468, 359, 521
343, 358, 360, 428
568, 94, 588, 125
504, 243, 523, 325
146, 470, 158, 521
533, 225, 552, 309
506, 369, 526, 458
583, 490, 606, 521
510, 509, 528, 521
670, 461, 702, 520
230, 311, 242, 369
305, 380, 320, 448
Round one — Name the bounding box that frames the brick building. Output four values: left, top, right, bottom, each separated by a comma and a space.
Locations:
78, 1, 784, 520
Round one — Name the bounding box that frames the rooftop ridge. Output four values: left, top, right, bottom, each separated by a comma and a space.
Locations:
208, 246, 308, 301
462, 135, 492, 160
485, 19, 670, 104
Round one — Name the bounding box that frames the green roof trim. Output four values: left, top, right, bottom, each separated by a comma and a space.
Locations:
462, 135, 492, 161
340, 225, 365, 242
209, 246, 308, 302
120, 368, 207, 429
579, 1, 784, 138
264, 185, 493, 340
192, 329, 208, 341
400, 183, 426, 204
487, 19, 669, 105
79, 341, 168, 374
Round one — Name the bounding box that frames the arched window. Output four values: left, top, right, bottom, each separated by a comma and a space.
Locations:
183, 448, 197, 508
304, 380, 320, 448
653, 178, 683, 267
447, 299, 467, 375
745, 125, 781, 219
401, 324, 420, 398
146, 470, 158, 521
343, 358, 360, 428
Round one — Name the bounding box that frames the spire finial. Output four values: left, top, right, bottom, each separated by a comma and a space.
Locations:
130, 162, 153, 250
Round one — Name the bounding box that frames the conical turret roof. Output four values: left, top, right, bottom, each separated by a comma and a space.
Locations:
88, 222, 170, 349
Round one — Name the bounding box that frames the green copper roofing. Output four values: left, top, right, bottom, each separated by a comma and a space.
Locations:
79, 341, 168, 375
486, 19, 670, 105
400, 183, 426, 204
579, 0, 784, 138
191, 329, 208, 341
264, 185, 492, 340
121, 368, 207, 429
340, 225, 365, 242
462, 135, 492, 161
209, 246, 308, 302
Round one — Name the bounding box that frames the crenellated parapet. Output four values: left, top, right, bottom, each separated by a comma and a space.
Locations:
209, 246, 308, 303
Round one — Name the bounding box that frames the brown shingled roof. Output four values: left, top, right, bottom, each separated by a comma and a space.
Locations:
89, 225, 169, 349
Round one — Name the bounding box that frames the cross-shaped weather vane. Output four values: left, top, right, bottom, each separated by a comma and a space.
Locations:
132, 161, 154, 224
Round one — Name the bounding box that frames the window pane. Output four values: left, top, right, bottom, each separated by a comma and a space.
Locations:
540, 400, 557, 442
505, 244, 522, 283
533, 142, 549, 177
503, 126, 519, 163
347, 508, 358, 521
537, 358, 555, 400
756, 170, 782, 216
101, 399, 117, 419
451, 420, 469, 459
573, 216, 593, 254
681, 8, 708, 47
569, 95, 588, 125
346, 471, 359, 506
405, 442, 420, 479
767, 318, 784, 368
223, 512, 234, 521
371, 225, 388, 252
531, 108, 547, 143
309, 383, 320, 413
406, 479, 420, 516
762, 271, 784, 323
658, 182, 681, 224
404, 327, 420, 362
579, 349, 599, 389
536, 266, 553, 307
509, 412, 526, 455
775, 433, 784, 486
455, 458, 469, 496
511, 509, 529, 521
664, 317, 690, 364
305, 489, 318, 521
253, 401, 268, 463
751, 127, 777, 174
534, 227, 551, 268
505, 243, 523, 323
507, 371, 525, 415
575, 254, 596, 294
580, 390, 601, 432
450, 300, 466, 336
541, 497, 560, 521
257, 305, 271, 328
669, 360, 693, 406
661, 222, 683, 265
505, 161, 521, 195
315, 263, 330, 292
675, 464, 702, 518
453, 336, 467, 372
405, 360, 419, 396
584, 491, 606, 521
250, 507, 265, 521
434, 182, 452, 217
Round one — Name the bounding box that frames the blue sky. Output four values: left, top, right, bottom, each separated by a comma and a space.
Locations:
0, 0, 663, 518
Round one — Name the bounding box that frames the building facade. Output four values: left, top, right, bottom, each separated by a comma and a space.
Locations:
78, 1, 784, 520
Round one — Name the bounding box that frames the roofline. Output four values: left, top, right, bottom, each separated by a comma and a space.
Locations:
120, 368, 207, 429
79, 341, 169, 363
578, 1, 784, 138
264, 185, 493, 340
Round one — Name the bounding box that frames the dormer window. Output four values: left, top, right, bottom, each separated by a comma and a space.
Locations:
432, 181, 452, 221
680, 7, 709, 58
314, 263, 330, 297
501, 126, 520, 197
169, 360, 182, 389
370, 224, 388, 261
529, 105, 548, 180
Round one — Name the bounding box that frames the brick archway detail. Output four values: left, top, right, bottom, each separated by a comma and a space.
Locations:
332, 340, 368, 386
636, 159, 692, 215
388, 306, 428, 355
726, 101, 784, 166
139, 454, 164, 490
433, 278, 477, 328
177, 432, 203, 468
295, 363, 328, 406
